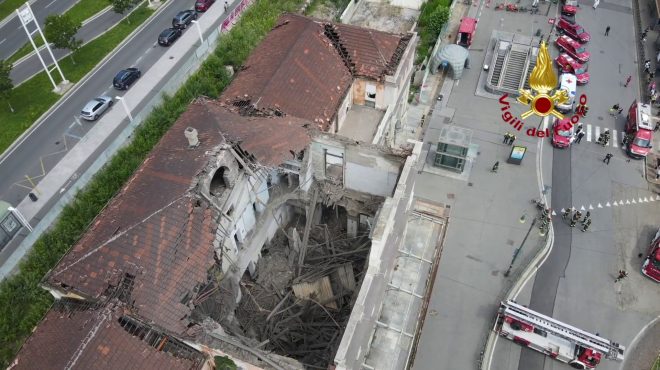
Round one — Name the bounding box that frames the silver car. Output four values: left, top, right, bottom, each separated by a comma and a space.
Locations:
81, 96, 113, 121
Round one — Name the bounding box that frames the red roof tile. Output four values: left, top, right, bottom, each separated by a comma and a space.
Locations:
12, 307, 204, 370
46, 105, 223, 335
221, 13, 410, 129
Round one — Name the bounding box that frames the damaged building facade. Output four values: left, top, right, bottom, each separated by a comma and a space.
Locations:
11, 13, 429, 370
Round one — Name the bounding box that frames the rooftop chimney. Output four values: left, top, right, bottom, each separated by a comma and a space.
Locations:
184, 127, 199, 148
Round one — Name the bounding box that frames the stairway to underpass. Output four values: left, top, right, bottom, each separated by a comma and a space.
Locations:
501, 47, 527, 91
485, 36, 540, 96
490, 48, 507, 86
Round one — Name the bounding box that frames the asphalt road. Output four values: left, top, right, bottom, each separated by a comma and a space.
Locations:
10, 7, 126, 85
0, 0, 213, 206
0, 0, 79, 61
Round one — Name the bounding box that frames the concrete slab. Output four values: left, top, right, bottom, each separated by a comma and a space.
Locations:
339, 105, 385, 142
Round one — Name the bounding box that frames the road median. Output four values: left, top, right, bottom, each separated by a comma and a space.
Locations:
0, 1, 159, 157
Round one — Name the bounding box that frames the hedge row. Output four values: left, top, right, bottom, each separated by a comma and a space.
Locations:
0, 0, 304, 366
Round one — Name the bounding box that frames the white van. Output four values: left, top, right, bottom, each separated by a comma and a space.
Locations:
556, 73, 577, 113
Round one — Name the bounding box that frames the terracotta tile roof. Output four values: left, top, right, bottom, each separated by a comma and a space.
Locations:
221, 13, 410, 130
12, 307, 204, 370
201, 100, 313, 167
46, 106, 223, 335
333, 22, 408, 79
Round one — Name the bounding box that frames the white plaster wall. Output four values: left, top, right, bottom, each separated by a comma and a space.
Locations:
310, 141, 346, 182
337, 89, 354, 131
390, 0, 425, 10
344, 147, 402, 197
334, 141, 423, 370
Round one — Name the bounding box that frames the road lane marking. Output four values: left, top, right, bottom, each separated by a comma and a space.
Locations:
594, 125, 600, 140
0, 0, 178, 167
612, 130, 617, 147
0, 38, 5, 45
586, 124, 592, 141
45, 0, 57, 8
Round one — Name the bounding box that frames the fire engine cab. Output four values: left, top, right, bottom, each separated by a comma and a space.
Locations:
496, 300, 625, 369
641, 227, 660, 282
625, 100, 654, 159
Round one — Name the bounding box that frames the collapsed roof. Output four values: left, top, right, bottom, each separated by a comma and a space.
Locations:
221, 13, 411, 130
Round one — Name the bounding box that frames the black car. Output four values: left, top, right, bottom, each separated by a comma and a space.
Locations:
158, 28, 182, 46
172, 10, 197, 29
113, 67, 141, 90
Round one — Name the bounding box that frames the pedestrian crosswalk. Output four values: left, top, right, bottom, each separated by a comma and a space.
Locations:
582, 124, 624, 147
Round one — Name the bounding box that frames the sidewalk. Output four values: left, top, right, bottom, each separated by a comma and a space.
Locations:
635, 0, 660, 189
402, 1, 554, 369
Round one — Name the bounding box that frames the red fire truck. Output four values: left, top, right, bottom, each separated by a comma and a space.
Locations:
456, 17, 477, 48
625, 101, 654, 159
496, 300, 625, 369
641, 228, 660, 282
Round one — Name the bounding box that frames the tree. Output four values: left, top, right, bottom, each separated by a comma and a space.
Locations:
0, 60, 14, 113
110, 0, 134, 23
44, 14, 82, 64
428, 5, 450, 41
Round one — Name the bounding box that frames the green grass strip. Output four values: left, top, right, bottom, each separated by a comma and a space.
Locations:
0, 4, 154, 153
0, 0, 25, 22
0, 0, 303, 366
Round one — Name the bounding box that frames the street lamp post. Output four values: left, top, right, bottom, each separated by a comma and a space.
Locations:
504, 218, 537, 277
191, 20, 203, 44
115, 96, 133, 122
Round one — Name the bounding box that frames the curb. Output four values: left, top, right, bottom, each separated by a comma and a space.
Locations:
0, 0, 170, 163
0, 0, 39, 29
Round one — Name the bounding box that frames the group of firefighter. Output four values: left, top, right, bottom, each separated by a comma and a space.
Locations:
534, 202, 593, 233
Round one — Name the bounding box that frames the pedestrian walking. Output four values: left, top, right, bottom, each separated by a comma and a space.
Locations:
624, 75, 632, 87
605, 26, 610, 36
570, 218, 577, 227
603, 153, 613, 164
581, 219, 592, 232
224, 1, 228, 12
575, 131, 585, 144
562, 208, 571, 220
581, 211, 591, 224
614, 270, 628, 282
491, 161, 499, 173
593, 0, 599, 9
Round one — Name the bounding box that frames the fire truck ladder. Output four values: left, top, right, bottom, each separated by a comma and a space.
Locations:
499, 300, 625, 362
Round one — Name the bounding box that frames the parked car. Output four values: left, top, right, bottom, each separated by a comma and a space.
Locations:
113, 67, 141, 90
555, 35, 590, 63
81, 96, 113, 121
172, 10, 197, 29
555, 53, 589, 84
555, 18, 590, 43
195, 0, 215, 12
561, 0, 578, 16
552, 117, 576, 148
158, 28, 182, 46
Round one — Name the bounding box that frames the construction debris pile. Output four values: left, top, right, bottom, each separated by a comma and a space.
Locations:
234, 209, 371, 368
